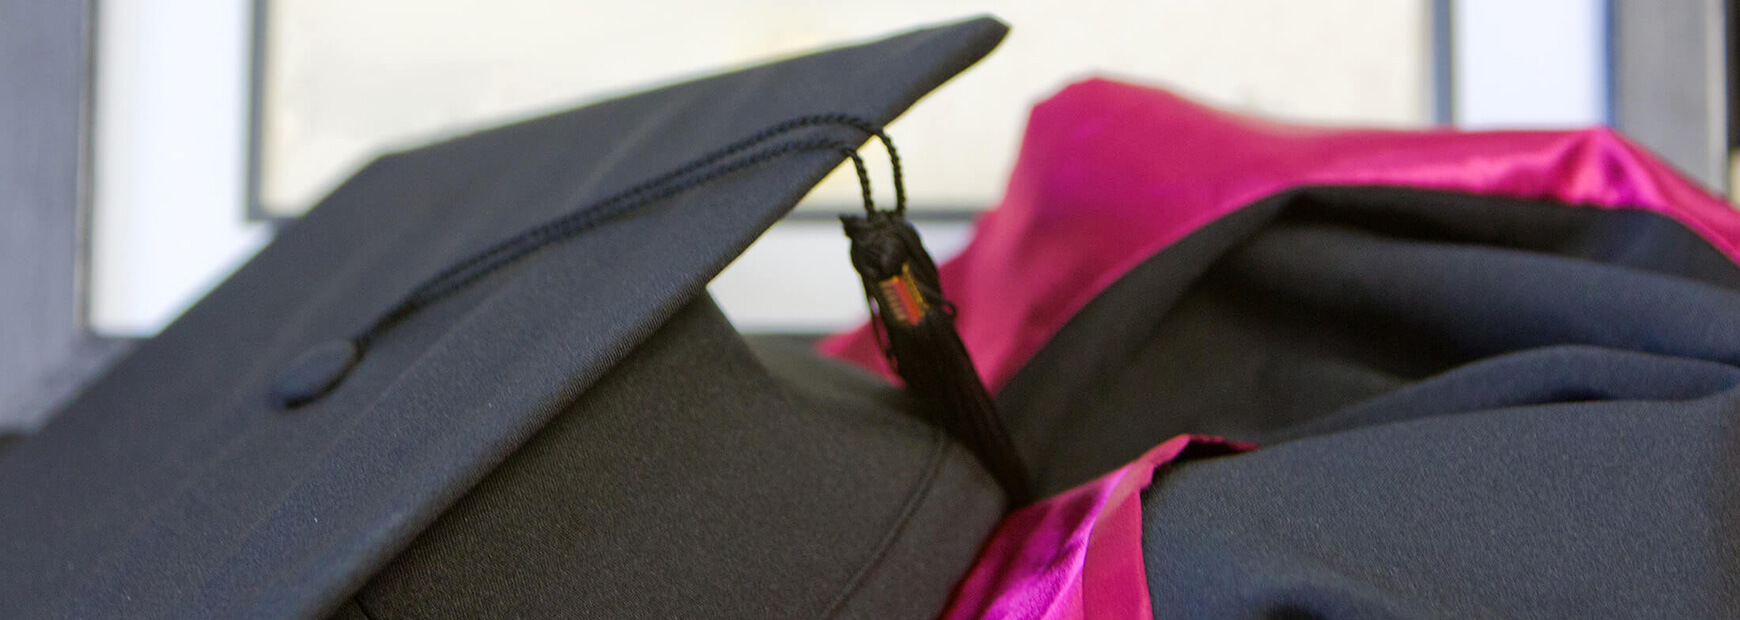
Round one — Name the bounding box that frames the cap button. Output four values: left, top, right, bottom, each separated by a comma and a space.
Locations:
273, 339, 360, 409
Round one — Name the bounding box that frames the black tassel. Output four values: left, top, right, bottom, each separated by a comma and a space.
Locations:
842, 210, 1035, 506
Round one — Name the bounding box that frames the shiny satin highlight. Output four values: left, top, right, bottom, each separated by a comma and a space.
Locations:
820, 78, 1740, 393
942, 435, 1250, 620
820, 78, 1740, 620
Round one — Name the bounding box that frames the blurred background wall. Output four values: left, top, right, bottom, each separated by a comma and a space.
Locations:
2, 0, 1730, 428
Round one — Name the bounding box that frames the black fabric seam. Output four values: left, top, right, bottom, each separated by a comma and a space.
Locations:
820, 426, 955, 618
1290, 184, 1740, 271
1002, 182, 1740, 394
352, 596, 380, 620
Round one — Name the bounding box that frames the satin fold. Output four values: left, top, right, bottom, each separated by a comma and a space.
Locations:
820, 78, 1740, 392
821, 78, 1740, 620
942, 435, 1251, 620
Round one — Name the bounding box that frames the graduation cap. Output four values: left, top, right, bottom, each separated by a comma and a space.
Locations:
0, 17, 1021, 618
12, 14, 1740, 620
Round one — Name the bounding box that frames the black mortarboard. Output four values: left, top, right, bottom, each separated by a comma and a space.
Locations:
0, 18, 1009, 618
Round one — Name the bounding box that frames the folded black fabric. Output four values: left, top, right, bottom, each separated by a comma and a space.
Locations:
1002, 186, 1740, 616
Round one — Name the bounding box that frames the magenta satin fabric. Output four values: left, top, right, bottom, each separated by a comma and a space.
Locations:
941, 435, 1251, 620
818, 78, 1740, 619
819, 78, 1740, 392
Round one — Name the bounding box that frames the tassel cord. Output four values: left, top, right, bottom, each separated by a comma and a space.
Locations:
355, 115, 890, 351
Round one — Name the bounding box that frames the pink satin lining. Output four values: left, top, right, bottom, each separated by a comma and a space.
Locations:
941, 435, 1252, 620
819, 78, 1740, 620
819, 78, 1740, 392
